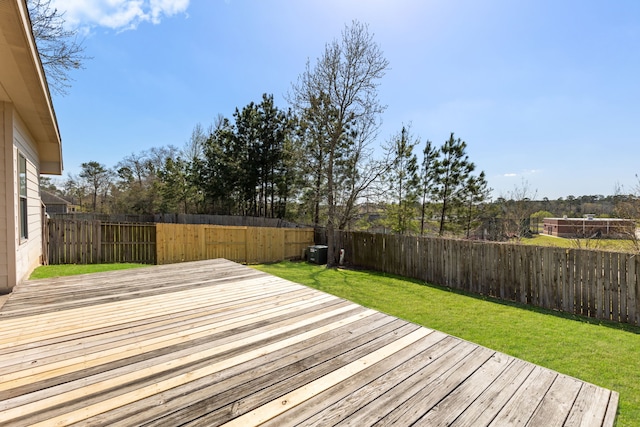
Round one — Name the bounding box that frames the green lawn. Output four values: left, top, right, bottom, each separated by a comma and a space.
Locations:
254, 261, 640, 426
29, 263, 148, 279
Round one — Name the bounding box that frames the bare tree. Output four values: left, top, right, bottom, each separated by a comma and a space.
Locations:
499, 178, 538, 240
27, 0, 88, 95
613, 177, 640, 253
61, 173, 88, 209
289, 20, 389, 266
182, 123, 207, 164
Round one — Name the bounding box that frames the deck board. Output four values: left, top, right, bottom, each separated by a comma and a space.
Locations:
0, 259, 618, 426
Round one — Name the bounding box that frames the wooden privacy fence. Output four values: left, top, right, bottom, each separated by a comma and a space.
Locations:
155, 223, 313, 264
332, 231, 640, 326
47, 219, 314, 266
48, 219, 157, 264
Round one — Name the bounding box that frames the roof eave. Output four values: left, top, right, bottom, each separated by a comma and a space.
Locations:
1, 0, 63, 175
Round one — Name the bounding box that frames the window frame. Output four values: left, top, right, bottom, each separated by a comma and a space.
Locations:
18, 153, 28, 240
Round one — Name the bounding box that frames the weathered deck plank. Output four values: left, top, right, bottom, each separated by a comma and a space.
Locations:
0, 259, 618, 426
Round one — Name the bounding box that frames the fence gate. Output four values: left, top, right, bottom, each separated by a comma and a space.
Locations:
48, 219, 156, 264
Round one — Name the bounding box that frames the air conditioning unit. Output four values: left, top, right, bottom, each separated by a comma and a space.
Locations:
308, 245, 328, 265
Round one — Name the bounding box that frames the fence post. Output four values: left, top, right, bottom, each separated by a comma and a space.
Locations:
94, 221, 101, 264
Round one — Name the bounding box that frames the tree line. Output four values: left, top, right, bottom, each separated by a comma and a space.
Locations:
42, 22, 491, 248
42, 114, 490, 234
40, 20, 640, 263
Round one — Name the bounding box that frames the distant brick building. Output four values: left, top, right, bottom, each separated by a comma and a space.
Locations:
543, 216, 635, 238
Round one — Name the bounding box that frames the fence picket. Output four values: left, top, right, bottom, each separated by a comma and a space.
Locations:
587, 251, 595, 318
633, 256, 640, 325
602, 251, 609, 320
565, 249, 574, 313
626, 254, 635, 324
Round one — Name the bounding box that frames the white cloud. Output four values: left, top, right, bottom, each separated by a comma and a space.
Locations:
502, 169, 541, 178
53, 0, 189, 31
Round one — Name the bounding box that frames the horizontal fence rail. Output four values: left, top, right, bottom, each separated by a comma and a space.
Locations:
329, 231, 640, 326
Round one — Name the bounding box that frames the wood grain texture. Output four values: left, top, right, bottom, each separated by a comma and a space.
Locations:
0, 259, 618, 426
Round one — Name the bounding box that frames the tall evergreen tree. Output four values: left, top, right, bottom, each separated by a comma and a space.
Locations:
384, 126, 420, 234
419, 139, 439, 235
158, 157, 195, 214
458, 171, 491, 237
256, 94, 293, 218
298, 92, 336, 225
199, 117, 236, 214
433, 133, 475, 236
274, 128, 302, 219
197, 96, 296, 218
233, 103, 261, 215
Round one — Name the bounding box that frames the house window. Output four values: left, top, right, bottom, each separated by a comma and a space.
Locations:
19, 154, 28, 240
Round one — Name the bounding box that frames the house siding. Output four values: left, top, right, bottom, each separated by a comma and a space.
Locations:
0, 103, 44, 293
13, 112, 42, 287
0, 102, 13, 293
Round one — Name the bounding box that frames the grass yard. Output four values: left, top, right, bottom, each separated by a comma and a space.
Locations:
29, 263, 148, 279
254, 260, 640, 426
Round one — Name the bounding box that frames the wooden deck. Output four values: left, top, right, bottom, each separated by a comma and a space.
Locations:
0, 259, 618, 426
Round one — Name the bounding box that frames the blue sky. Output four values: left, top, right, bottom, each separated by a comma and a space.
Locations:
50, 0, 640, 200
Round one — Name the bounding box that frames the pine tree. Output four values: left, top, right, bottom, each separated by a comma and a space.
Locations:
197, 97, 296, 217
158, 157, 189, 214
384, 126, 420, 234
433, 133, 475, 236
297, 92, 335, 225
199, 118, 236, 214
458, 171, 491, 238
256, 94, 292, 218
419, 139, 439, 235
233, 103, 261, 215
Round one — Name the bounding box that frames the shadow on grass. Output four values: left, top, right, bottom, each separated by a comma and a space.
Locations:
257, 260, 640, 335
356, 267, 640, 335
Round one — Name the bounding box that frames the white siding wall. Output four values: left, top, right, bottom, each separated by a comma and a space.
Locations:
13, 113, 42, 286
0, 102, 11, 293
